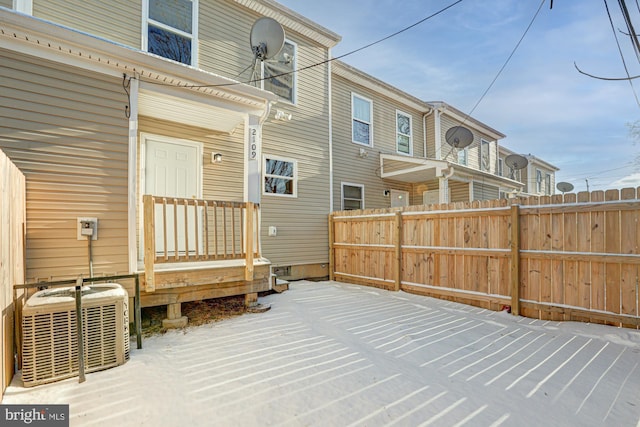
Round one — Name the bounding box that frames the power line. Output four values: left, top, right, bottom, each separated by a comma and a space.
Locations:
140, 0, 465, 89
464, 0, 546, 119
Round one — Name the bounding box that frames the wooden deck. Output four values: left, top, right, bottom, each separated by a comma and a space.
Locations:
135, 196, 271, 316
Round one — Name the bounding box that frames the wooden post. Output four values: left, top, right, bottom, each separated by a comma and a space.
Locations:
328, 214, 335, 281
394, 211, 403, 291
143, 195, 156, 292
245, 202, 254, 281
75, 277, 85, 383
510, 204, 521, 315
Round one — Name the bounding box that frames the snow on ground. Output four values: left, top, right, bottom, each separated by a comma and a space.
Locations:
3, 280, 640, 426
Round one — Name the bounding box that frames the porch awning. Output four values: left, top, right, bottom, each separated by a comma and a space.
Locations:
379, 154, 449, 183
380, 153, 524, 190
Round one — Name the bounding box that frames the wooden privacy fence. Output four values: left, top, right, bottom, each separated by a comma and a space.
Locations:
0, 149, 26, 399
143, 195, 260, 292
329, 189, 640, 328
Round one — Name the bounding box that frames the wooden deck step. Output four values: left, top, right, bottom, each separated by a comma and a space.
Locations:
273, 278, 289, 293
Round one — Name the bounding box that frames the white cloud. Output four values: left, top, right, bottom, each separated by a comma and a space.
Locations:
609, 172, 640, 189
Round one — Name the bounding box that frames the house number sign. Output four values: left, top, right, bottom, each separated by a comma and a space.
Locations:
249, 126, 260, 161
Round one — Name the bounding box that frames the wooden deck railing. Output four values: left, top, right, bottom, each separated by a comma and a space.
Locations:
143, 195, 260, 291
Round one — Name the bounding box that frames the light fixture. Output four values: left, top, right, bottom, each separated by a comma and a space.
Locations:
212, 152, 223, 164
274, 109, 292, 121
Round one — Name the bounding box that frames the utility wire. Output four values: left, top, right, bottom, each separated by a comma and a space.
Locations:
139, 0, 465, 89
605, 0, 640, 106
465, 0, 546, 119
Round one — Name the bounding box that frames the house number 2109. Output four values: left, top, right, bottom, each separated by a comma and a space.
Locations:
249, 127, 259, 161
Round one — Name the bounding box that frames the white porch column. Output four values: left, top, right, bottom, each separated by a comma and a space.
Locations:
246, 115, 262, 204
439, 176, 449, 204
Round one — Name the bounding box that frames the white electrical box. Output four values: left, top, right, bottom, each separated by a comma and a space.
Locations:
268, 226, 277, 237
77, 217, 98, 240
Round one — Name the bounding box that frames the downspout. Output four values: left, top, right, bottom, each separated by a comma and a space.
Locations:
127, 74, 139, 274
434, 109, 441, 160
422, 107, 434, 159
328, 48, 334, 213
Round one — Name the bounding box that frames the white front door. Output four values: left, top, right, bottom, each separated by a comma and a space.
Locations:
390, 190, 409, 208
143, 135, 202, 256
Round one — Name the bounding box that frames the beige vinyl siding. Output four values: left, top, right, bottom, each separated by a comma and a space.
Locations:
332, 74, 420, 211
138, 117, 245, 202
259, 43, 331, 265
0, 49, 129, 280
450, 180, 470, 202
32, 0, 141, 48
441, 114, 498, 174
473, 182, 499, 201
0, 0, 11, 9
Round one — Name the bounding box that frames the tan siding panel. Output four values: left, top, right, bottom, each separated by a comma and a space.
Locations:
32, 0, 140, 48
0, 0, 11, 8
0, 49, 129, 280
450, 181, 470, 203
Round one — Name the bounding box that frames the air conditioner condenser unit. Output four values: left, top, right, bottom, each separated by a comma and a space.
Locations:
21, 283, 130, 387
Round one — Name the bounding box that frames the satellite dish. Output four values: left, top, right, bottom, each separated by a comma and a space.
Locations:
504, 154, 528, 171
556, 182, 574, 194
250, 17, 285, 61
445, 126, 474, 149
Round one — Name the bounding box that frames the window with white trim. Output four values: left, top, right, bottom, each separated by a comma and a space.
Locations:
545, 173, 551, 195
536, 169, 543, 193
263, 40, 296, 103
352, 93, 372, 146
480, 140, 490, 172
498, 158, 504, 176
458, 148, 468, 166
342, 183, 364, 210
396, 111, 412, 155
145, 0, 197, 66
263, 156, 297, 197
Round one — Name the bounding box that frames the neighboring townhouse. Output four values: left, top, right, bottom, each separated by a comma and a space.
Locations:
0, 0, 341, 317
498, 146, 559, 196
331, 61, 525, 211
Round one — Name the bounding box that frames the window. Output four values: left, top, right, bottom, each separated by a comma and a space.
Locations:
263, 156, 297, 197
396, 111, 412, 155
352, 94, 372, 146
509, 167, 522, 181
498, 158, 504, 176
145, 0, 197, 66
545, 173, 552, 195
536, 169, 543, 193
263, 40, 296, 103
342, 183, 364, 210
480, 140, 490, 172
458, 148, 468, 166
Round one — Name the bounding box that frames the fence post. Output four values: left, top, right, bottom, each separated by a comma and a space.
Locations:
328, 214, 335, 281
143, 195, 155, 292
510, 204, 521, 315
394, 211, 403, 291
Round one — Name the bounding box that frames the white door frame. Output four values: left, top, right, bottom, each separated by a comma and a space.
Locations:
139, 133, 203, 261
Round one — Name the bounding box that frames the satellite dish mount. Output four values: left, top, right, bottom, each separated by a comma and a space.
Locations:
445, 126, 474, 149
250, 17, 285, 61
504, 154, 529, 180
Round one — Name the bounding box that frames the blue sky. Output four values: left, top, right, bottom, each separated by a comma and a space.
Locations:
277, 0, 640, 192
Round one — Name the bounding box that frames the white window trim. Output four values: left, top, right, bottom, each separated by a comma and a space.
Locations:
262, 39, 297, 105
480, 139, 490, 172
13, 0, 32, 14
536, 168, 543, 193
341, 182, 364, 210
498, 158, 504, 177
395, 110, 413, 156
351, 93, 373, 147
262, 154, 298, 198
458, 147, 468, 166
142, 0, 199, 67
545, 173, 552, 195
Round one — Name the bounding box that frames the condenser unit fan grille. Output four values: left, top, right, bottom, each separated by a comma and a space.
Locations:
21, 284, 129, 387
